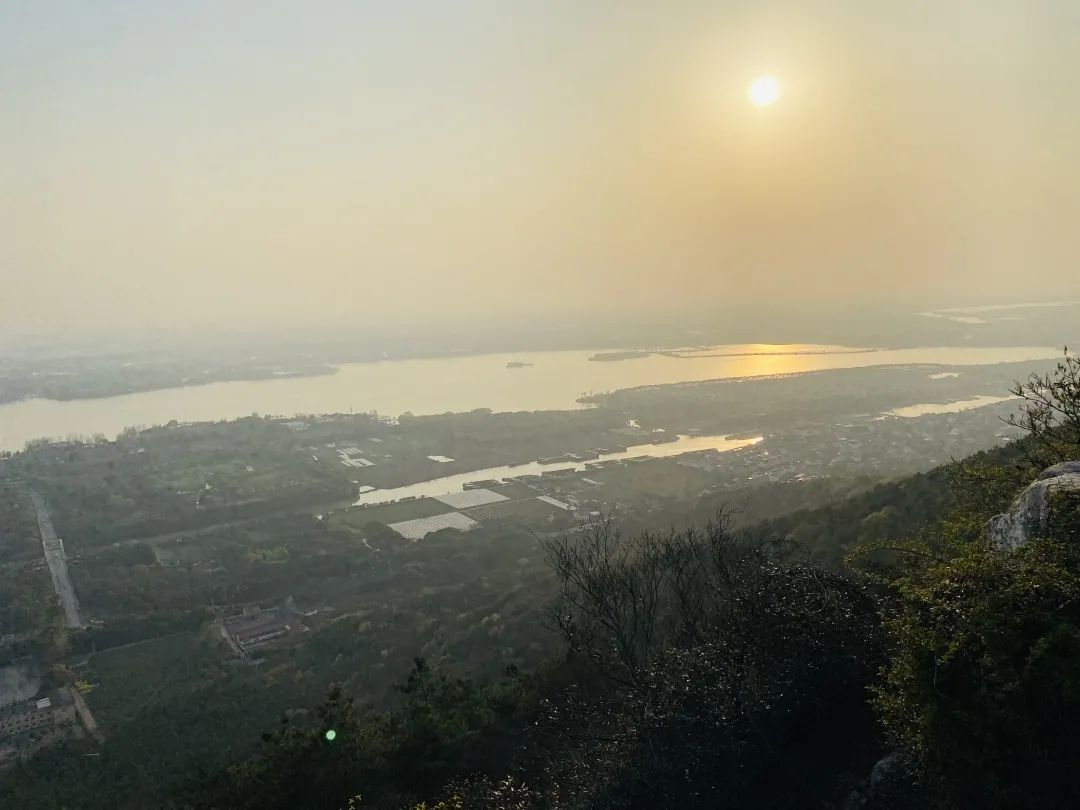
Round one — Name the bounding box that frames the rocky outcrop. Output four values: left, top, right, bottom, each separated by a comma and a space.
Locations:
846, 751, 927, 810
988, 462, 1080, 550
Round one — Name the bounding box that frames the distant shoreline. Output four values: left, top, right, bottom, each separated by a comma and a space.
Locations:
0, 346, 1060, 453
5, 344, 882, 404
0, 365, 337, 407
587, 347, 886, 363
588, 350, 652, 362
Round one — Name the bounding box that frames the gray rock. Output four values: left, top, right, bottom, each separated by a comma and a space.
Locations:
1038, 461, 1080, 481
863, 751, 925, 810
870, 751, 906, 790
988, 462, 1080, 550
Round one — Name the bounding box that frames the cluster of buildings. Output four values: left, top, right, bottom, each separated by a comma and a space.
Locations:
0, 676, 81, 768
222, 605, 308, 655
677, 405, 1019, 485
337, 446, 376, 468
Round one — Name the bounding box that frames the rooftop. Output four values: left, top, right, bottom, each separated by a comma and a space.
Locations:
388, 511, 479, 541
433, 489, 508, 509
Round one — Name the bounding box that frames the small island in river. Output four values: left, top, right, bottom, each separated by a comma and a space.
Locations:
588, 350, 652, 362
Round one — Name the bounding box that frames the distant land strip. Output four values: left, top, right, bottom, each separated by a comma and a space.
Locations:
656, 347, 881, 359
589, 347, 882, 362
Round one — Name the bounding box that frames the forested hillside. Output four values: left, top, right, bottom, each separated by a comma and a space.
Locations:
6, 356, 1080, 809
140, 355, 1079, 809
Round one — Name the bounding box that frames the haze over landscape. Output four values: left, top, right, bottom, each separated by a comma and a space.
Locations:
3, 3, 1080, 810
4, 1, 1080, 343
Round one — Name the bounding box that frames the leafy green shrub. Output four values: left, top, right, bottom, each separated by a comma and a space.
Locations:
876, 538, 1080, 809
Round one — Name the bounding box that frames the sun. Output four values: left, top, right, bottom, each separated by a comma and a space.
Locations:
747, 75, 781, 108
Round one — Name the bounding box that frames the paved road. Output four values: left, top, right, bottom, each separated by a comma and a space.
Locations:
74, 628, 192, 660
29, 491, 83, 628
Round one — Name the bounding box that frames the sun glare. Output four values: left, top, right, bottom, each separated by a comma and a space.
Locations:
748, 75, 781, 108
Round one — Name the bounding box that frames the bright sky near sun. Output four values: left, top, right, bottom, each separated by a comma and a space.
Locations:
3, 1, 1080, 338
748, 76, 781, 107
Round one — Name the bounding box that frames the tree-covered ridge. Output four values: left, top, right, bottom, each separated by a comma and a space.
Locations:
6, 355, 1080, 809
171, 354, 1080, 809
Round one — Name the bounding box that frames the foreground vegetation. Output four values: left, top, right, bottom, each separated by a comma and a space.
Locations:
5, 354, 1080, 808
137, 356, 1078, 807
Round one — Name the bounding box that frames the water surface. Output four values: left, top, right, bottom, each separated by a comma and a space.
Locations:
889, 395, 1018, 418
0, 344, 1056, 451
354, 434, 763, 505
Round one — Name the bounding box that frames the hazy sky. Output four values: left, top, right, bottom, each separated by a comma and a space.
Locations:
4, 1, 1080, 339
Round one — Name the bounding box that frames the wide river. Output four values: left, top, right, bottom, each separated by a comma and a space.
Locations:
0, 344, 1057, 452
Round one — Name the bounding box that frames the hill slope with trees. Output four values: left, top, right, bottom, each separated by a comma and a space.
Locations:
6, 354, 1080, 809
